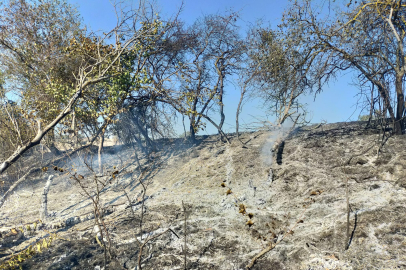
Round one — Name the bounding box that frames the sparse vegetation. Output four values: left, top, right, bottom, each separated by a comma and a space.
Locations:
1, 0, 406, 269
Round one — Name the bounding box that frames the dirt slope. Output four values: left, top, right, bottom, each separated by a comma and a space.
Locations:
0, 122, 406, 269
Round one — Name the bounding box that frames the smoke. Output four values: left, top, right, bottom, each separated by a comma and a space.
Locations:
261, 118, 296, 167
70, 151, 123, 176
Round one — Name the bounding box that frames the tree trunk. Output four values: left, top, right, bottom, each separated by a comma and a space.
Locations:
201, 114, 230, 144
40, 175, 54, 221
98, 129, 105, 175
218, 75, 225, 132
376, 83, 396, 124
366, 85, 374, 127
133, 132, 147, 155
0, 167, 39, 208
182, 114, 187, 139
189, 116, 196, 143
47, 128, 61, 155
71, 110, 78, 148
236, 87, 246, 143
395, 75, 405, 134
132, 116, 154, 151
189, 96, 199, 143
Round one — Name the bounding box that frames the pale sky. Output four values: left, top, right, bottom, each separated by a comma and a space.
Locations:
69, 0, 364, 134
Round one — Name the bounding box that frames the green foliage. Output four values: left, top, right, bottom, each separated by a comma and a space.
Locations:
0, 0, 166, 151
0, 0, 84, 119
280, 0, 406, 133
0, 100, 35, 160
358, 114, 371, 121
178, 131, 191, 139
0, 230, 60, 270
246, 26, 310, 125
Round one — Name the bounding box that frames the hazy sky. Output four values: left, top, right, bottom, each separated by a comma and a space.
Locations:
69, 0, 364, 134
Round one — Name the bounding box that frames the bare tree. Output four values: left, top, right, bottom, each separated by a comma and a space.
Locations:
145, 13, 243, 142
281, 0, 406, 134
206, 13, 245, 134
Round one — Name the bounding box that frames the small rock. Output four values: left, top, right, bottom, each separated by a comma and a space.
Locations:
189, 150, 199, 158
103, 205, 114, 215
94, 225, 101, 238
222, 203, 233, 209
266, 169, 273, 185
354, 157, 368, 165
172, 180, 185, 188
257, 199, 266, 205
213, 147, 225, 157
65, 216, 80, 226
86, 213, 95, 221
57, 253, 67, 262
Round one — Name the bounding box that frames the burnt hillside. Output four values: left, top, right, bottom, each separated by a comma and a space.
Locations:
0, 123, 405, 269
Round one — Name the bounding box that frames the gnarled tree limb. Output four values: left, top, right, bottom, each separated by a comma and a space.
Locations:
0, 167, 39, 208
0, 77, 108, 175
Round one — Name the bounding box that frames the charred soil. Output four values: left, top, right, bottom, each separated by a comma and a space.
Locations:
0, 123, 406, 269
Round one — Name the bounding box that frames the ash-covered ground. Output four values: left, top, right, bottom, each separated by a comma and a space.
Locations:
0, 122, 406, 269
